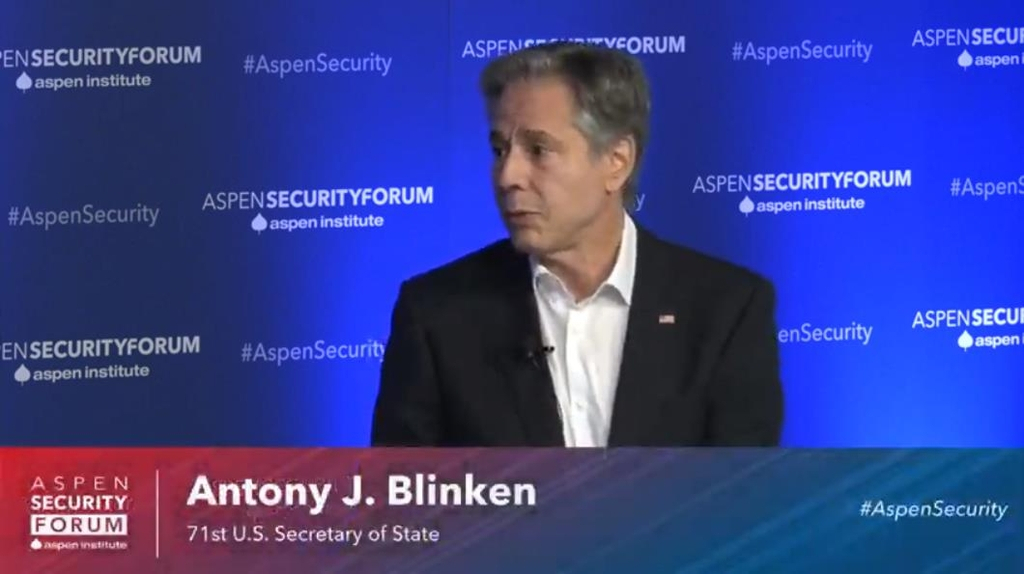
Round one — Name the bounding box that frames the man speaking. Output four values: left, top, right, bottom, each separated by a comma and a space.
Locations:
372, 42, 783, 447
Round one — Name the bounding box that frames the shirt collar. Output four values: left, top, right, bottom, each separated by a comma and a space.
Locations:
529, 211, 637, 305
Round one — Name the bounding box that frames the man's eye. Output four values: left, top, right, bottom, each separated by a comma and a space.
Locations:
528, 144, 547, 157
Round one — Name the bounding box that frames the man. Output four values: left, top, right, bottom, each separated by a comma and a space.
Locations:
371, 41, 783, 447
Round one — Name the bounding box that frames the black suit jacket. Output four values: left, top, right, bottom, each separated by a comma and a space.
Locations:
371, 225, 783, 447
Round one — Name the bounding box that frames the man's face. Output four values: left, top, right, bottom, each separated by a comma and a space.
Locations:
488, 77, 614, 256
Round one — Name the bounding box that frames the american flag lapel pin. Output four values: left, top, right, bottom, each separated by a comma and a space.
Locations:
658, 314, 675, 324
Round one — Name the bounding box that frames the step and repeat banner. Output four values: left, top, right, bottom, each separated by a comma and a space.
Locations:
1, 0, 1023, 446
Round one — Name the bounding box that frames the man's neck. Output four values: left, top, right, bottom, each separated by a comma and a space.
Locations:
538, 209, 625, 302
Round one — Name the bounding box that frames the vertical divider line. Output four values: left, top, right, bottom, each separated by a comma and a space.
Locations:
155, 468, 161, 559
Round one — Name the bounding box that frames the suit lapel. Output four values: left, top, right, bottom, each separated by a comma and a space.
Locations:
488, 244, 564, 446
608, 228, 695, 446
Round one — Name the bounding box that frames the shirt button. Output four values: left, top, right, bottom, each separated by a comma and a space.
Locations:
572, 401, 584, 411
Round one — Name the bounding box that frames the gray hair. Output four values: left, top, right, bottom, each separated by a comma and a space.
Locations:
479, 41, 651, 211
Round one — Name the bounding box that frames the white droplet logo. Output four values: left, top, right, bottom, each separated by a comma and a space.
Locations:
957, 50, 973, 70
14, 364, 31, 384
739, 196, 754, 216
16, 72, 32, 92
30, 538, 42, 551
251, 213, 268, 234
957, 330, 974, 351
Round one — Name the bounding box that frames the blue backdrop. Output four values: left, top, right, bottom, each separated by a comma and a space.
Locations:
1, 0, 1022, 446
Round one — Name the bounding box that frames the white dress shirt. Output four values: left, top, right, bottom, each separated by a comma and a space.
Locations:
530, 212, 637, 447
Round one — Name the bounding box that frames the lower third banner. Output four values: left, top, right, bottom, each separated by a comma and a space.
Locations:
0, 448, 1020, 573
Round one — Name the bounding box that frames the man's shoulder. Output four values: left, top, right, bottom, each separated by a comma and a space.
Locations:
643, 228, 773, 296
400, 238, 520, 302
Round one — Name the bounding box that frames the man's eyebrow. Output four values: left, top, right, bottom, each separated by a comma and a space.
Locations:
489, 128, 555, 139
489, 128, 562, 149
518, 128, 554, 141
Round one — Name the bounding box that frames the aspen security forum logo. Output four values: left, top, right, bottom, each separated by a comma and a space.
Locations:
912, 305, 1024, 351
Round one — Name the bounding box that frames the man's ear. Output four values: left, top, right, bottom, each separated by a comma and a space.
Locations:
603, 135, 636, 194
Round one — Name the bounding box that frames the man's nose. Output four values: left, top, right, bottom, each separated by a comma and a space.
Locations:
495, 146, 528, 192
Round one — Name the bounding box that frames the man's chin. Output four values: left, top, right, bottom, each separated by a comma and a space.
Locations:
507, 229, 547, 255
